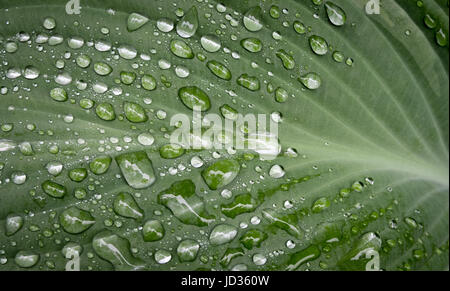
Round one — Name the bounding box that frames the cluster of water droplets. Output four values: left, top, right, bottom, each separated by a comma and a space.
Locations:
0, 0, 447, 271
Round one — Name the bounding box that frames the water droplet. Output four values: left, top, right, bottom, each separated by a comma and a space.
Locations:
262, 208, 302, 239
175, 66, 190, 78
299, 72, 322, 90
201, 34, 222, 52
337, 232, 381, 270
269, 165, 285, 178
332, 51, 345, 63
42, 180, 67, 198
424, 14, 437, 29
115, 151, 156, 189
160, 144, 185, 159
177, 239, 200, 262
94, 62, 113, 76
5, 214, 24, 236
276, 49, 295, 70
190, 156, 204, 168
158, 180, 215, 226
286, 245, 321, 270
11, 171, 27, 185
178, 86, 211, 111
240, 38, 263, 53
69, 168, 88, 182
309, 35, 328, 55
325, 2, 347, 26
92, 230, 145, 270
157, 18, 175, 32
23, 66, 40, 80
243, 6, 263, 32
127, 12, 149, 31
5, 41, 18, 53
270, 5, 281, 19
207, 60, 232, 80
6, 67, 21, 79
68, 36, 84, 49
155, 249, 172, 264
62, 242, 83, 258
15, 251, 39, 268
96, 103, 116, 121
60, 207, 95, 234
43, 17, 56, 30
294, 21, 306, 34
137, 133, 155, 146
176, 6, 199, 38
170, 39, 194, 59
436, 28, 448, 47
222, 193, 259, 218
123, 102, 148, 123
202, 159, 240, 190
240, 229, 268, 249
114, 192, 144, 220
142, 220, 165, 241
237, 74, 260, 91
209, 224, 238, 245
141, 74, 157, 91
312, 197, 331, 213
252, 253, 267, 266
275, 87, 289, 103
220, 247, 245, 268
118, 45, 137, 59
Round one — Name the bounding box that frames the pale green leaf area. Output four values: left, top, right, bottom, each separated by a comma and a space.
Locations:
0, 0, 448, 271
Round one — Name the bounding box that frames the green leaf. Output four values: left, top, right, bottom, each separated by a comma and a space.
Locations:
0, 0, 448, 271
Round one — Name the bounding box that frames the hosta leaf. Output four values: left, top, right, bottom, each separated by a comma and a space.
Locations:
0, 0, 448, 271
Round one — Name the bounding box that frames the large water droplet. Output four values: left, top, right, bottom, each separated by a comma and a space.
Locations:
240, 229, 268, 250
142, 220, 165, 242
157, 180, 215, 227
59, 207, 95, 234
42, 180, 67, 198
243, 6, 263, 32
202, 159, 240, 190
14, 251, 39, 268
325, 2, 347, 26
309, 35, 328, 55
207, 60, 232, 80
276, 49, 295, 70
178, 86, 211, 111
113, 192, 144, 220
170, 39, 194, 59
201, 34, 222, 52
89, 156, 112, 175
160, 144, 185, 159
285, 245, 321, 270
5, 214, 24, 236
127, 12, 149, 31
299, 72, 322, 90
176, 6, 199, 38
209, 224, 238, 245
124, 102, 148, 123
92, 230, 145, 271
222, 193, 259, 218
241, 38, 263, 53
96, 103, 116, 121
115, 151, 156, 189
177, 239, 200, 262
237, 74, 260, 91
